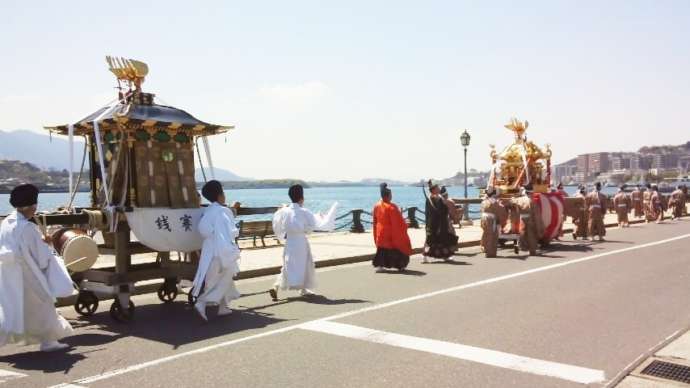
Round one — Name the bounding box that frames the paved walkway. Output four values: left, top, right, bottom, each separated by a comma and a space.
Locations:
94, 212, 628, 275
617, 329, 690, 387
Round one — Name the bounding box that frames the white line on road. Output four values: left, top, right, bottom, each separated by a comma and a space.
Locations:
0, 369, 27, 384
300, 321, 606, 384
52, 232, 690, 388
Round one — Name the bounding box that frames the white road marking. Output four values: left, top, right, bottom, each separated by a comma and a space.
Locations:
0, 369, 27, 384
300, 321, 605, 384
52, 232, 690, 387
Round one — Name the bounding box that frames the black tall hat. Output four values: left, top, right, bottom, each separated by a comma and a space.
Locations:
380, 183, 391, 198
9, 184, 39, 208
289, 184, 304, 203
201, 180, 223, 202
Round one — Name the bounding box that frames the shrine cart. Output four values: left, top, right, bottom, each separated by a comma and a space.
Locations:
42, 57, 233, 322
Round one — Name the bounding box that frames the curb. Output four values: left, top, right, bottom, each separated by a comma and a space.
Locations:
55, 216, 654, 308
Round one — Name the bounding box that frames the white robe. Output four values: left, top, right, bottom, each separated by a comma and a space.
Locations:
192, 202, 241, 304
0, 212, 73, 346
272, 202, 338, 290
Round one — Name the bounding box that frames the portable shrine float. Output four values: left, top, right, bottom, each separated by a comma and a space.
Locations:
488, 118, 569, 248
41, 57, 234, 322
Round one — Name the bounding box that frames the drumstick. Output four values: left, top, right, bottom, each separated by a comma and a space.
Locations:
64, 256, 91, 268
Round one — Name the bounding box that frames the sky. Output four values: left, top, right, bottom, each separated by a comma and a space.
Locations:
1, 1, 689, 182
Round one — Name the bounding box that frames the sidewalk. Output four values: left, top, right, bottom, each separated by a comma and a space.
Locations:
92, 212, 627, 279
617, 329, 690, 387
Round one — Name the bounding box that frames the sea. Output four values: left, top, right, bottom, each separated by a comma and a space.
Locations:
0, 185, 618, 225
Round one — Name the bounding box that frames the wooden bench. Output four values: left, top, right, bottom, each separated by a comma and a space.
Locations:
236, 220, 279, 247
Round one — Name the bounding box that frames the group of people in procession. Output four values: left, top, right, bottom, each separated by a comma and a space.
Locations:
0, 178, 687, 352
478, 181, 688, 258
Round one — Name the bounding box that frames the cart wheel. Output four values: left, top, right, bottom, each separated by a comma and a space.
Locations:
513, 242, 519, 254
74, 291, 99, 316
157, 284, 178, 303
110, 299, 135, 322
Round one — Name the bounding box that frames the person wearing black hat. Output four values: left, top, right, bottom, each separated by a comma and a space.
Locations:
191, 180, 241, 322
422, 180, 458, 262
631, 185, 643, 218
372, 183, 412, 272
440, 186, 461, 238
585, 182, 608, 241
649, 184, 664, 224
571, 185, 588, 240
269, 184, 338, 300
510, 184, 543, 255
480, 187, 508, 258
668, 185, 685, 220
643, 183, 653, 222
613, 184, 631, 228
0, 184, 73, 352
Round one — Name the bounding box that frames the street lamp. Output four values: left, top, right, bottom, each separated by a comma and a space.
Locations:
460, 130, 472, 225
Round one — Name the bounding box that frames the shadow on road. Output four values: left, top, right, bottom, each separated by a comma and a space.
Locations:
64, 301, 291, 350
389, 269, 427, 276
426, 260, 472, 266
289, 294, 370, 306
541, 243, 595, 253
0, 348, 86, 374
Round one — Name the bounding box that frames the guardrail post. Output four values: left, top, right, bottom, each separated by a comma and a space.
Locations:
350, 209, 365, 233
407, 207, 420, 229
461, 203, 473, 226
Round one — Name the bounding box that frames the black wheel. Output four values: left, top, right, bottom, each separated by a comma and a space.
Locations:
513, 242, 519, 254
74, 291, 99, 316
110, 299, 135, 322
157, 284, 178, 303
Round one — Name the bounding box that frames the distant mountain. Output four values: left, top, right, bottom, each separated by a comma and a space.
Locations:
0, 129, 84, 171
0, 129, 249, 182
638, 141, 690, 155
309, 178, 412, 187
194, 167, 249, 182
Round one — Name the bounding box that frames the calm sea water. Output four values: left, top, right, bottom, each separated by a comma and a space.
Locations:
0, 185, 618, 223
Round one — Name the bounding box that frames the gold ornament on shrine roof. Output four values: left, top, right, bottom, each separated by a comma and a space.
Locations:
106, 56, 149, 89
490, 117, 553, 197
504, 117, 528, 138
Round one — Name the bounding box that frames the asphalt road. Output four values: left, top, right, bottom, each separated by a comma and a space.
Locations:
2, 219, 690, 388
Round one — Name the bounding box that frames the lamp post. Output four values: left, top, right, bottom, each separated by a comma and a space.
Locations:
460, 130, 473, 225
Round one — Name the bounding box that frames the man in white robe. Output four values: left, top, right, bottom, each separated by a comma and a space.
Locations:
269, 184, 337, 301
191, 180, 241, 322
0, 184, 73, 352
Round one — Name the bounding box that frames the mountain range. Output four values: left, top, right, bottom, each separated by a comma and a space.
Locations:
0, 129, 412, 185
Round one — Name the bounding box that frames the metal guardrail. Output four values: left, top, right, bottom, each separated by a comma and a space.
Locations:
333, 198, 483, 233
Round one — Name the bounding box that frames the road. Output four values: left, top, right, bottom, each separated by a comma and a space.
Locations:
2, 219, 690, 387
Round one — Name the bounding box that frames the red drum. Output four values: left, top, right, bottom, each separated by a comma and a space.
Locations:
532, 192, 566, 242
52, 228, 99, 272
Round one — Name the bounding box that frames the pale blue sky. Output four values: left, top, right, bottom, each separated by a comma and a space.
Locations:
1, 1, 689, 181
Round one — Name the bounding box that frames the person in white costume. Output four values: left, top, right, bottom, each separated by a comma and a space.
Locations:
192, 180, 241, 322
269, 184, 338, 301
0, 184, 73, 352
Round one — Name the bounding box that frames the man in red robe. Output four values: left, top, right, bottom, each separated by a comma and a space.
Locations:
372, 183, 412, 272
